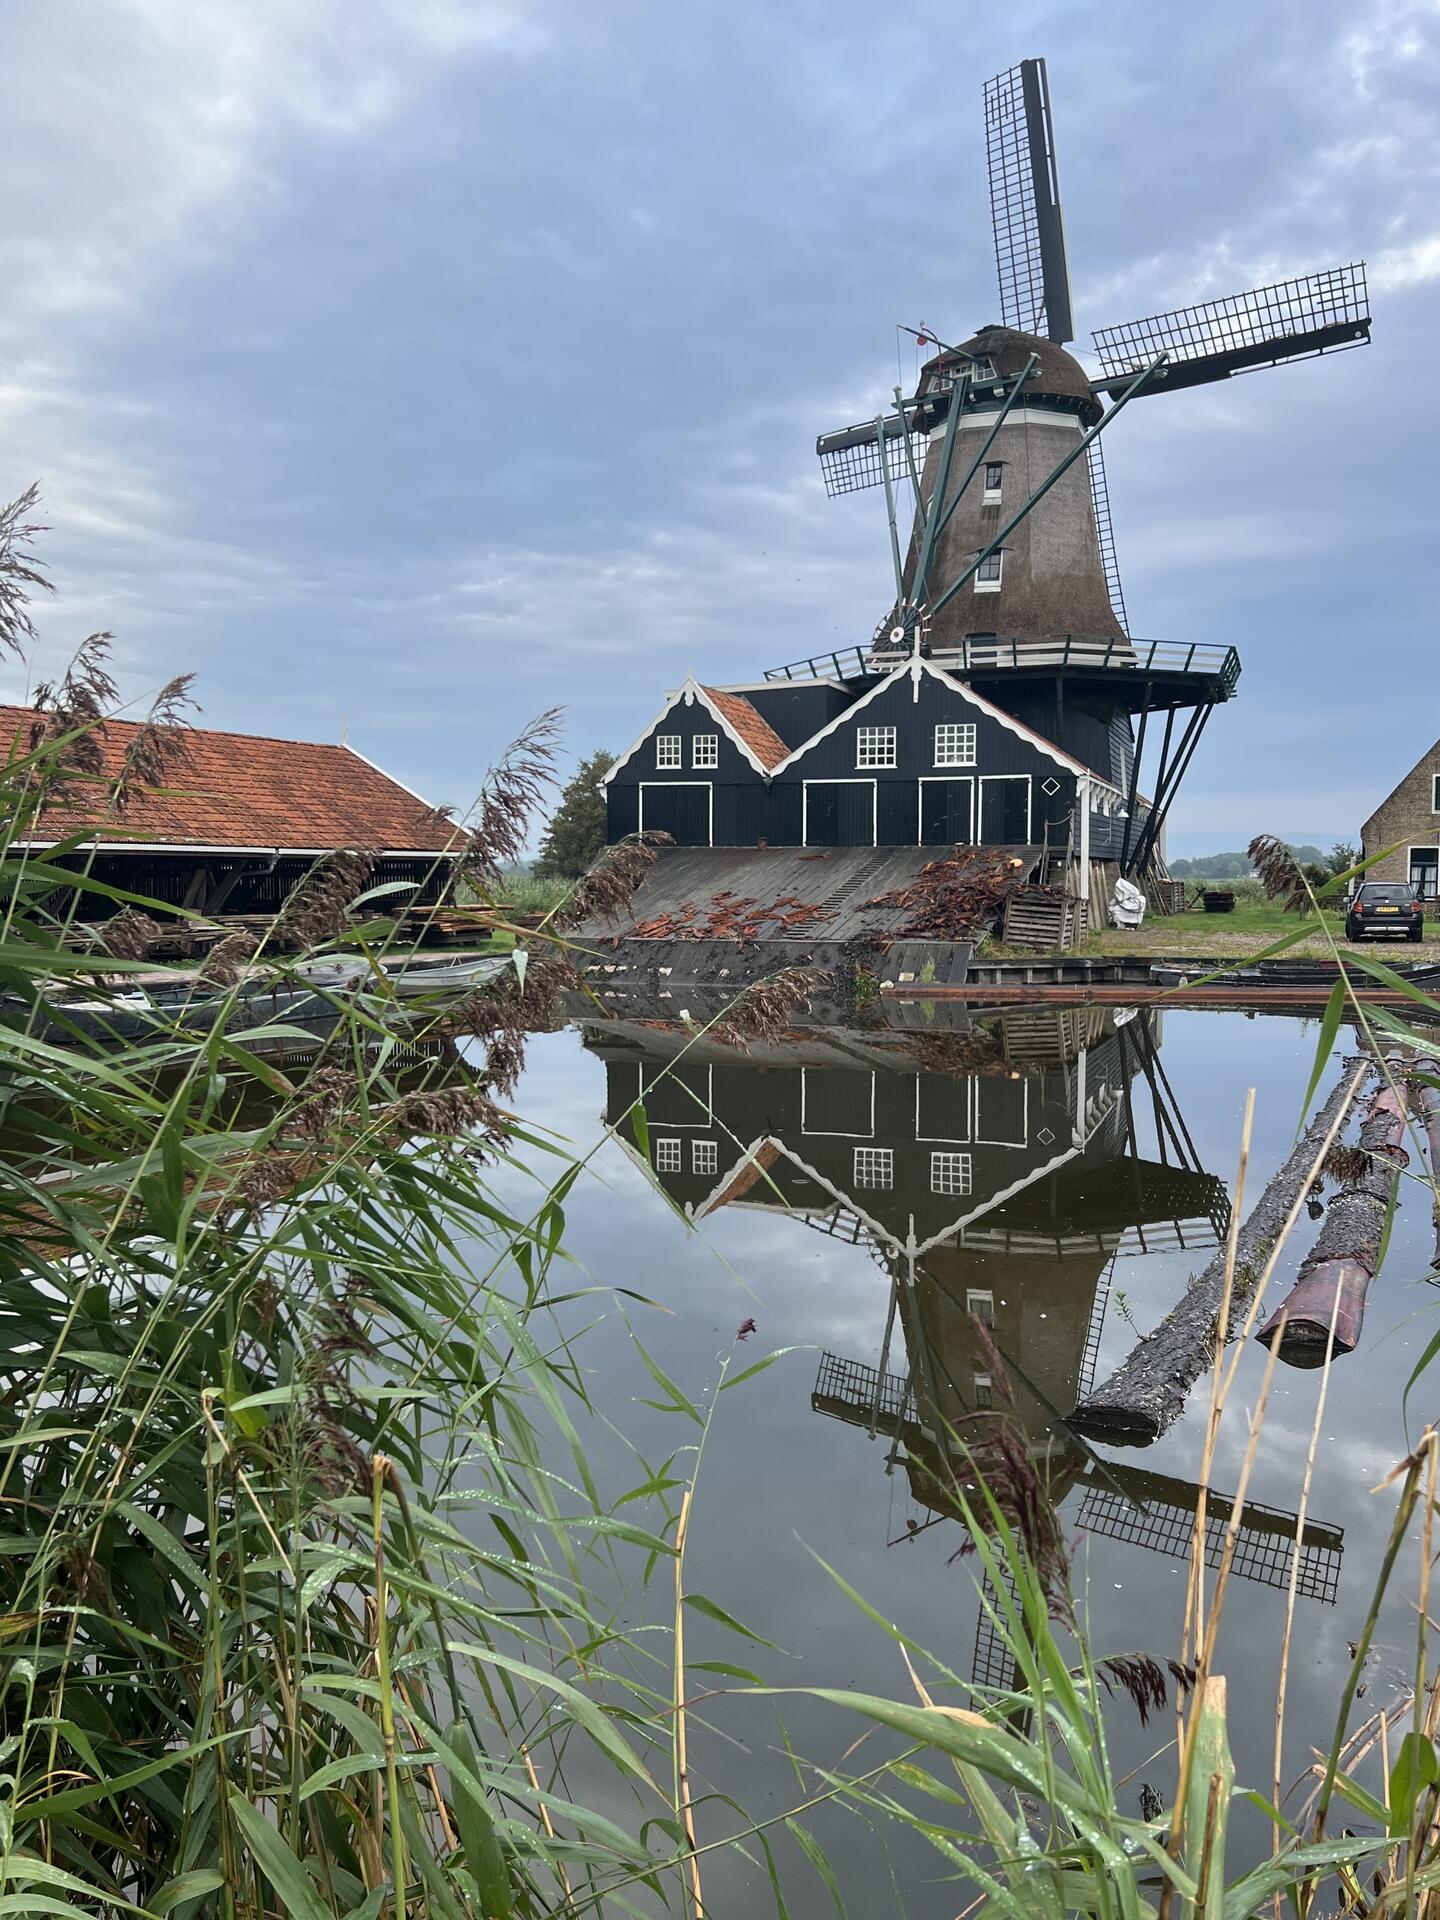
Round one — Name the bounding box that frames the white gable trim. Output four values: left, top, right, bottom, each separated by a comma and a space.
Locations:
768, 657, 1121, 794
768, 664, 913, 775
927, 662, 1122, 793
602, 676, 772, 784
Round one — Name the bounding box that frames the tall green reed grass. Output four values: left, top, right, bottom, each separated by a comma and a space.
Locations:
3, 487, 1440, 1916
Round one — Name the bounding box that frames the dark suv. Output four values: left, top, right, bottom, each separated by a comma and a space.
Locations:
1345, 881, 1425, 943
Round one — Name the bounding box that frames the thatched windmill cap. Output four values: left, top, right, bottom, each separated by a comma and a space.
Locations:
921, 326, 1101, 425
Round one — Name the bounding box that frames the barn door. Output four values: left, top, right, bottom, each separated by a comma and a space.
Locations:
804, 781, 874, 846
920, 779, 974, 846
639, 783, 711, 846
979, 776, 1031, 845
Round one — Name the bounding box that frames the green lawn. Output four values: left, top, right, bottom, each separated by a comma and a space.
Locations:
1082, 900, 1440, 961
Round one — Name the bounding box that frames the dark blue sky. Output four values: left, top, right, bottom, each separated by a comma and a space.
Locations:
3, 0, 1436, 855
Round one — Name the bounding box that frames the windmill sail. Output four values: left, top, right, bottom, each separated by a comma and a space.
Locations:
984, 59, 1074, 344
1090, 263, 1371, 396
1086, 437, 1129, 635
815, 409, 925, 498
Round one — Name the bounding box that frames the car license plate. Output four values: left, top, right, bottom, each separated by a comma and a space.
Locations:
1378, 905, 1398, 913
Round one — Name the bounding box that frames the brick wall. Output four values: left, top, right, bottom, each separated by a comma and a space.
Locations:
1362, 744, 1440, 889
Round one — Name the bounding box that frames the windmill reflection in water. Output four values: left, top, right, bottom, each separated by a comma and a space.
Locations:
580, 996, 1344, 1694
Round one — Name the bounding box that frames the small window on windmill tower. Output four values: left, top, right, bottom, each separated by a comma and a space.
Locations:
974, 549, 1004, 592
983, 461, 1004, 501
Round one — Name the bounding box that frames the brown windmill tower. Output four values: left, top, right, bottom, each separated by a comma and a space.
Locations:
807, 58, 1371, 881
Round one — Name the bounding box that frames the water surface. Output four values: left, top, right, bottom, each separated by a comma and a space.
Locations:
492, 1004, 1434, 1912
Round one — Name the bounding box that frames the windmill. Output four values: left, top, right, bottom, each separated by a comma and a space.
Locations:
786, 58, 1371, 882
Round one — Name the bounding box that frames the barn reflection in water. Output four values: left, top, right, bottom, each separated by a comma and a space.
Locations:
576, 996, 1344, 1674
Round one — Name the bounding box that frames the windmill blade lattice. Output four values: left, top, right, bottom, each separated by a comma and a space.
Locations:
1086, 436, 1129, 635
815, 413, 925, 498
984, 60, 1073, 344
1091, 263, 1371, 395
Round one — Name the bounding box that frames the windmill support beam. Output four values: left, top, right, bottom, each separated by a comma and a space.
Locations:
927, 353, 1167, 623
907, 372, 970, 624
1125, 702, 1214, 878
1118, 685, 1152, 872
932, 356, 1039, 545
877, 413, 906, 610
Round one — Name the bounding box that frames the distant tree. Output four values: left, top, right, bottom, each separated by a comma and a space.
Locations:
1326, 841, 1360, 877
533, 750, 614, 878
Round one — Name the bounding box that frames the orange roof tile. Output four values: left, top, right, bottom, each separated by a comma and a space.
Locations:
0, 706, 460, 854
702, 688, 789, 771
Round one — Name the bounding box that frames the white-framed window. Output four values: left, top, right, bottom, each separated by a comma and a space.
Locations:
853, 1146, 894, 1190
1432, 774, 1440, 814
691, 1138, 718, 1175
856, 725, 896, 769
930, 1150, 972, 1196
692, 734, 718, 769
654, 1137, 681, 1172
966, 1287, 995, 1325
983, 461, 1003, 500
1410, 848, 1439, 900
972, 1372, 994, 1410
974, 550, 1003, 592
934, 722, 976, 767
655, 735, 681, 769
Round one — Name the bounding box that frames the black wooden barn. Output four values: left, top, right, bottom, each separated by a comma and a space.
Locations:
603, 658, 1125, 868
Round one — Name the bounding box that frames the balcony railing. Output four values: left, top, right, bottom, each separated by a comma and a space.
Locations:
765, 634, 1242, 695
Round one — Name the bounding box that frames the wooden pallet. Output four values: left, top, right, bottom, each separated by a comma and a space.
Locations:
1002, 892, 1088, 953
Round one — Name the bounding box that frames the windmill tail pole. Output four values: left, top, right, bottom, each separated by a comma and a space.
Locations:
1068, 1060, 1372, 1447
1256, 1053, 1410, 1368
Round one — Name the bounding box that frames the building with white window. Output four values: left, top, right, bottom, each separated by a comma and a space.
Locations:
1361, 739, 1440, 903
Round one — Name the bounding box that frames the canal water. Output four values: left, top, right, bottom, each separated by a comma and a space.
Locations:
489, 1003, 1437, 1913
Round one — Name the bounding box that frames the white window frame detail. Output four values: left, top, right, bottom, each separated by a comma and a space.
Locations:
639, 1062, 715, 1128
653, 1137, 682, 1172
655, 734, 682, 769
855, 724, 897, 769
974, 1077, 1030, 1149
915, 1075, 973, 1143
1409, 846, 1439, 900
637, 781, 714, 846
852, 1146, 894, 1190
974, 549, 1004, 592
802, 779, 878, 847
801, 1067, 875, 1138
933, 722, 977, 768
692, 734, 718, 769
691, 1138, 718, 1175
966, 1287, 995, 1325
1432, 776, 1440, 815
972, 1372, 994, 1409
917, 775, 976, 847
982, 461, 1003, 503
977, 773, 1032, 845
930, 1150, 973, 1196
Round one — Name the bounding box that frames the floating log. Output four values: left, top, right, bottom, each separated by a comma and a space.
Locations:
1256, 1060, 1409, 1367
1410, 1073, 1440, 1277
1068, 1063, 1371, 1446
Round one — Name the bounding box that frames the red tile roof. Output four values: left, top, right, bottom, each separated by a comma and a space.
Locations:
702, 688, 789, 771
0, 706, 461, 854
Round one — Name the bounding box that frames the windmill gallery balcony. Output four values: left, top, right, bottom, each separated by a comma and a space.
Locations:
765, 633, 1243, 710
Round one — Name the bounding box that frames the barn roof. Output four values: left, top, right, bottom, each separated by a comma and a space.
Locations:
0, 706, 460, 854
700, 688, 789, 770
